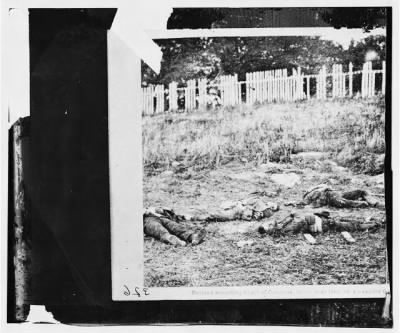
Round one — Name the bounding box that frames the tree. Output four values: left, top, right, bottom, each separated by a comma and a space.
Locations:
141, 34, 386, 86
343, 35, 386, 69
318, 8, 387, 32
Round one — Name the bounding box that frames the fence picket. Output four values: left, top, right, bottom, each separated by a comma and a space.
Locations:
349, 63, 353, 97
382, 61, 386, 95
142, 61, 385, 114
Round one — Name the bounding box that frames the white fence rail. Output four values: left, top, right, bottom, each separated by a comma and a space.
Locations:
141, 61, 385, 115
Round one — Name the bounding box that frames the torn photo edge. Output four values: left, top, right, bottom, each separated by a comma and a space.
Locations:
1, 0, 396, 318
107, 3, 395, 302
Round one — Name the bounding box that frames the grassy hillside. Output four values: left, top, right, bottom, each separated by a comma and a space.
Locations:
143, 97, 388, 289
142, 97, 385, 174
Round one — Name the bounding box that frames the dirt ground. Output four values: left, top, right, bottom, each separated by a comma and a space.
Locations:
143, 159, 387, 287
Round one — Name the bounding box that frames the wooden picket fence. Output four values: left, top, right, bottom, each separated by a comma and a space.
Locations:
141, 61, 385, 115
246, 67, 305, 104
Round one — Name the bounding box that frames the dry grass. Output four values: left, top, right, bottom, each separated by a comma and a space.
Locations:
142, 97, 388, 287
143, 97, 385, 174
143, 157, 387, 287
144, 227, 387, 287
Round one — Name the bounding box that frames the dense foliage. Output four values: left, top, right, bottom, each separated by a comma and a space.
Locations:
142, 35, 386, 85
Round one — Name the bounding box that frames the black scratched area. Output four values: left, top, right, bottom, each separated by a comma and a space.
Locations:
46, 300, 390, 327
29, 9, 115, 306
19, 8, 393, 327
166, 8, 386, 30
8, 123, 16, 322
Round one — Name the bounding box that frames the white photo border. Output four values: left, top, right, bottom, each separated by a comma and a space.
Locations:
108, 3, 395, 301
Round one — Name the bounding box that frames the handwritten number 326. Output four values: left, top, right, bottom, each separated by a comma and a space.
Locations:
123, 285, 149, 297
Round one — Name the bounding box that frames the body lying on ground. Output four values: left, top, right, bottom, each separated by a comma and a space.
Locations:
258, 210, 384, 236
142, 197, 278, 246
301, 184, 384, 209
192, 197, 279, 222
143, 207, 206, 246
143, 184, 384, 245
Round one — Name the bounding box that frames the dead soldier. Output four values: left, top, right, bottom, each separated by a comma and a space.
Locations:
143, 207, 206, 246
192, 197, 279, 222
258, 211, 383, 243
301, 184, 383, 209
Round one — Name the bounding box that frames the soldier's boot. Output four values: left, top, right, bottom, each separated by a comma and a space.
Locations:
161, 234, 187, 247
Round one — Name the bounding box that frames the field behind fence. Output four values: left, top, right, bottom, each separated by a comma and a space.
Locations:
141, 61, 385, 115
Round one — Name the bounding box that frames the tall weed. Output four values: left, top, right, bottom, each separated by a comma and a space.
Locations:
142, 97, 385, 174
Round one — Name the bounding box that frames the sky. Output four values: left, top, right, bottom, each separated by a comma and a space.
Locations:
320, 27, 386, 49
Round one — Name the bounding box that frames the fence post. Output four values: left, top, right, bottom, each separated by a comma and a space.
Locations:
297, 67, 302, 100
361, 62, 367, 98
235, 74, 240, 105
250, 72, 256, 105
227, 75, 231, 106
154, 85, 158, 113
382, 60, 386, 95
220, 75, 225, 106
270, 71, 273, 102
341, 64, 345, 97
233, 77, 237, 105
155, 84, 164, 113
291, 68, 296, 101
262, 71, 266, 103
158, 85, 161, 113
160, 85, 165, 112
143, 61, 375, 111
144, 85, 154, 115
282, 69, 285, 101
290, 74, 294, 102
145, 86, 148, 115
169, 82, 178, 112
278, 69, 281, 101
370, 62, 374, 97
247, 73, 250, 105
190, 79, 196, 110
271, 70, 274, 102
183, 87, 188, 111
334, 64, 338, 98
349, 62, 353, 97
198, 78, 207, 109
245, 73, 249, 105
249, 72, 253, 105
276, 69, 280, 102
151, 85, 155, 113
283, 68, 289, 102
367, 62, 372, 97
260, 71, 264, 103
142, 87, 146, 115
253, 72, 257, 103
371, 62, 376, 97
140, 87, 145, 115
278, 69, 282, 102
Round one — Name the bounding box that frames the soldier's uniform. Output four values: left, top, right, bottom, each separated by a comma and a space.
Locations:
143, 207, 206, 246
258, 211, 383, 236
303, 184, 378, 208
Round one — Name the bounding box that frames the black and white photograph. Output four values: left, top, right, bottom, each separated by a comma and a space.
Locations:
2, 1, 397, 329
141, 7, 390, 288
